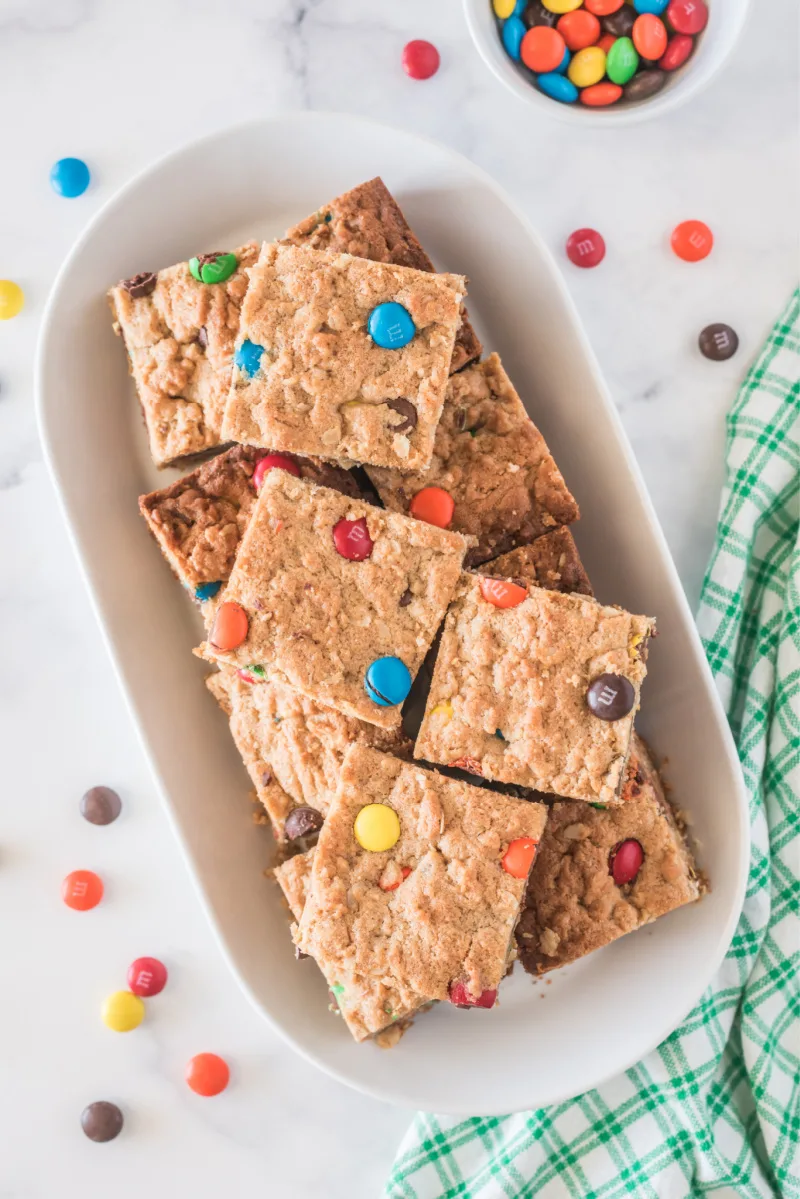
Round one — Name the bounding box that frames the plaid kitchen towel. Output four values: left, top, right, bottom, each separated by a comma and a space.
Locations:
386, 291, 800, 1199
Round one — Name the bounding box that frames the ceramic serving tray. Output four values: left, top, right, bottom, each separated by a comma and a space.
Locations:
36, 113, 748, 1115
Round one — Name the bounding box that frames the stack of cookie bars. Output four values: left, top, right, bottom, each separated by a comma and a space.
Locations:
111, 178, 706, 1047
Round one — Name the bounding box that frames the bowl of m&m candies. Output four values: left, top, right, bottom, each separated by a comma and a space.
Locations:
464, 0, 749, 123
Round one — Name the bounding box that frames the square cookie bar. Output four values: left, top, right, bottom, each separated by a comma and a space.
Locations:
295, 746, 548, 1042
283, 176, 481, 374
415, 574, 656, 803
108, 243, 259, 467
197, 472, 468, 730
139, 446, 359, 605
480, 528, 593, 597
221, 243, 466, 471
208, 668, 408, 841
366, 355, 579, 566
274, 848, 315, 924
515, 733, 705, 973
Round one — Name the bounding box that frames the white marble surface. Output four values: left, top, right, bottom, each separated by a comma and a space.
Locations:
0, 1, 797, 1195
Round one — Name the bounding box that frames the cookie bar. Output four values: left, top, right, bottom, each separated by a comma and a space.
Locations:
139, 446, 359, 605
366, 355, 579, 566
197, 472, 468, 730
274, 848, 315, 923
108, 243, 259, 467
516, 733, 705, 973
208, 668, 408, 840
221, 243, 466, 471
295, 745, 548, 1042
480, 528, 593, 597
283, 176, 481, 374
415, 574, 655, 803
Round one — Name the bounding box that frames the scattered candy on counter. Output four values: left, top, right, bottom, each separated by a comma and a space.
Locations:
333, 516, 374, 561
368, 301, 416, 349
609, 838, 644, 884
409, 486, 454, 529
80, 785, 121, 826
127, 956, 168, 998
102, 990, 145, 1033
0, 279, 24, 320
354, 803, 402, 852
401, 39, 441, 80
80, 1101, 123, 1143
671, 219, 714, 262
494, 0, 708, 108
566, 227, 606, 268
62, 869, 104, 911
586, 673, 635, 720
49, 157, 90, 198
364, 656, 412, 707
209, 601, 249, 651
252, 452, 300, 490
185, 1053, 230, 1097
699, 322, 738, 361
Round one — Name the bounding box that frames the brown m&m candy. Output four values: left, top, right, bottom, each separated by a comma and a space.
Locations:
121, 272, 156, 299
587, 673, 635, 721
623, 69, 667, 102
522, 0, 558, 28
80, 785, 122, 826
284, 805, 324, 841
699, 324, 739, 361
81, 1101, 124, 1142
602, 6, 635, 36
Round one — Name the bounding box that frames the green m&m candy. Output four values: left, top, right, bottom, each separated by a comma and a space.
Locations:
189, 251, 237, 284
606, 36, 639, 86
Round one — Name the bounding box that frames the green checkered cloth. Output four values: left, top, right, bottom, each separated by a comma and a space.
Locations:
386, 291, 800, 1199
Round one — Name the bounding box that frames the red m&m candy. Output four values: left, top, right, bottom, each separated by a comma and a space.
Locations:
402, 40, 440, 80
671, 219, 713, 262
659, 33, 693, 70
609, 839, 644, 885
127, 956, 168, 997
62, 869, 103, 911
333, 517, 373, 561
252, 453, 300, 490
186, 1053, 230, 1096
566, 228, 606, 268
448, 981, 497, 1008
666, 0, 708, 35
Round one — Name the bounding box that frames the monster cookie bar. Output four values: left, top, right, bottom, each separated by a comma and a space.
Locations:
283, 176, 481, 374
480, 527, 593, 597
208, 668, 408, 840
516, 733, 705, 973
366, 355, 579, 566
415, 574, 655, 803
139, 446, 359, 606
294, 745, 548, 1042
221, 243, 466, 471
274, 848, 315, 923
108, 243, 259, 467
197, 472, 468, 730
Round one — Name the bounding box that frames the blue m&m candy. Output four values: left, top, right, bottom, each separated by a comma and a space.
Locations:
50, 157, 90, 198
195, 581, 222, 602
502, 15, 525, 60
235, 339, 264, 377
367, 302, 415, 350
537, 73, 578, 103
633, 0, 669, 12
365, 657, 412, 707
556, 45, 572, 74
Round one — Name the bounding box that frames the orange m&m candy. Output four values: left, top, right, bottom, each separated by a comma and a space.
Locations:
479, 577, 528, 609
62, 869, 104, 911
209, 601, 248, 651
186, 1053, 230, 1097
580, 82, 623, 106
671, 220, 713, 262
520, 26, 566, 74
502, 837, 539, 879
584, 0, 624, 14
409, 486, 455, 529
632, 13, 667, 60
557, 9, 600, 51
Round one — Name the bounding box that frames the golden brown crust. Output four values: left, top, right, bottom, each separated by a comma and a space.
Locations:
516, 733, 705, 973
367, 356, 578, 564
108, 243, 260, 467
296, 746, 548, 1041
414, 574, 655, 803
221, 243, 466, 470
481, 528, 593, 596
197, 473, 468, 730
282, 176, 481, 373
274, 849, 315, 923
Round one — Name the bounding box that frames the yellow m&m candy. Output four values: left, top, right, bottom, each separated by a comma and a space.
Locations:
492, 0, 516, 16
354, 804, 400, 853
0, 280, 24, 321
542, 0, 582, 13
102, 990, 145, 1032
568, 45, 607, 88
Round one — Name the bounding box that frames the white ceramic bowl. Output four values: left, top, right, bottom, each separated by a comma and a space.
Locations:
464, 0, 751, 125
36, 113, 748, 1114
